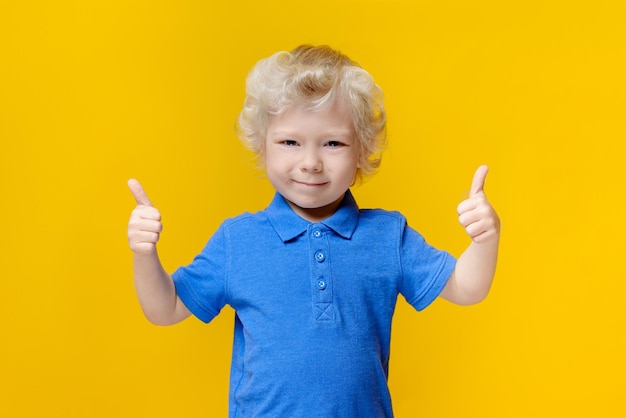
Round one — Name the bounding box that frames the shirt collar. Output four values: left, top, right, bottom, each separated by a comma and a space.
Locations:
265, 190, 359, 242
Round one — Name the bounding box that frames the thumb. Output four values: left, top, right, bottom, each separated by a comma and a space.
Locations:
470, 165, 489, 196
128, 179, 153, 207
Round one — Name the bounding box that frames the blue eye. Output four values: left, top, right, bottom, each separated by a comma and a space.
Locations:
327, 141, 344, 148
283, 140, 298, 146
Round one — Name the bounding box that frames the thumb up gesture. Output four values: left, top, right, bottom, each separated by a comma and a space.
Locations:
457, 166, 500, 244
127, 179, 163, 254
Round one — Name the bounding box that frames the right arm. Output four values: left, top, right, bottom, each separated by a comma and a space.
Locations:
127, 179, 191, 325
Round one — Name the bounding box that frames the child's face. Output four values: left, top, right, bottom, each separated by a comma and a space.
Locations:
264, 101, 360, 222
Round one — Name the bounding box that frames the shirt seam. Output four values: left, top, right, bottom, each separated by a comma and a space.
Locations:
221, 216, 254, 305
395, 213, 406, 295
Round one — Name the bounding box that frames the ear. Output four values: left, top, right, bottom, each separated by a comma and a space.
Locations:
259, 136, 268, 164
356, 149, 368, 169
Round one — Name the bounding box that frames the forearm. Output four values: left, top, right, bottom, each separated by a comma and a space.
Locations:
446, 237, 499, 305
133, 251, 182, 325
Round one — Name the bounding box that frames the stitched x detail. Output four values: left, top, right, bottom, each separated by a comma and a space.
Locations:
314, 303, 334, 321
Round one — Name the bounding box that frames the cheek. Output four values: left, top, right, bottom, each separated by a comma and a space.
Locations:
264, 152, 289, 176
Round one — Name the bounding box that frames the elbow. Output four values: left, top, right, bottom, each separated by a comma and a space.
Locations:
147, 317, 177, 326
457, 285, 492, 306
142, 308, 179, 326
442, 281, 491, 306
442, 269, 494, 306
455, 291, 489, 306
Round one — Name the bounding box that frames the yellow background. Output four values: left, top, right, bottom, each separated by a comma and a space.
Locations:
1, 0, 624, 416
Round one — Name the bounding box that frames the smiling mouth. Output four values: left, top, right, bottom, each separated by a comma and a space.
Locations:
293, 180, 328, 187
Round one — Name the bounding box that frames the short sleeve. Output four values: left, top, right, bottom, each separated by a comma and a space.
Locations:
172, 225, 229, 323
399, 223, 456, 311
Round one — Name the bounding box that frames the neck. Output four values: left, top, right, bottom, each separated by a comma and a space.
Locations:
286, 194, 345, 223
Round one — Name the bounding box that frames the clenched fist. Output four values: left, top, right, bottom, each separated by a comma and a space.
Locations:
127, 179, 163, 254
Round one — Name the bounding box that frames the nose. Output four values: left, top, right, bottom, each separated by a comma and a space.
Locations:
300, 149, 322, 172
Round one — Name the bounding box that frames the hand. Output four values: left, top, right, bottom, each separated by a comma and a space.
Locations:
457, 166, 500, 244
127, 179, 163, 254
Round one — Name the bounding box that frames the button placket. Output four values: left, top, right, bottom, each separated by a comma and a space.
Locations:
308, 224, 333, 321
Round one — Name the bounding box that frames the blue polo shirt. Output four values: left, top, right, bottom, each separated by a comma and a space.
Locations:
172, 191, 456, 417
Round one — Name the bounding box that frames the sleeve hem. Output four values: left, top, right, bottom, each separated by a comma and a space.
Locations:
410, 253, 456, 311
173, 270, 219, 323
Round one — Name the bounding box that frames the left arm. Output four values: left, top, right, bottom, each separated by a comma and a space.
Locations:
440, 165, 500, 305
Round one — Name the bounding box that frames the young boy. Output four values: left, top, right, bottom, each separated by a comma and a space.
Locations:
127, 45, 500, 417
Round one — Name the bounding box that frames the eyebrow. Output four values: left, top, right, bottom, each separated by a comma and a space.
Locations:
268, 129, 354, 137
